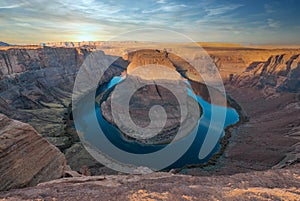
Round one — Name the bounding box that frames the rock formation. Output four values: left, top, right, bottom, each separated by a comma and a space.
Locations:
0, 44, 299, 200
0, 46, 127, 175
0, 41, 10, 46
100, 50, 202, 144
100, 76, 201, 144
232, 53, 300, 93
126, 49, 176, 73
0, 47, 90, 153
0, 164, 299, 200
0, 114, 68, 191
211, 53, 300, 174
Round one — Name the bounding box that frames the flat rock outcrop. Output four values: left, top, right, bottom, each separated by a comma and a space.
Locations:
0, 164, 299, 200
0, 114, 68, 191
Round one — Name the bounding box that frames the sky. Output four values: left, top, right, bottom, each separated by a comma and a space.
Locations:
0, 0, 300, 44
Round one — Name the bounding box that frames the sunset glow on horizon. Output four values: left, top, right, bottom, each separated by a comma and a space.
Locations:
1, 0, 300, 45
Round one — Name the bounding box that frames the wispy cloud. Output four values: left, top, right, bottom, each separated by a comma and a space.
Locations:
0, 0, 299, 44
156, 0, 167, 4
142, 4, 187, 14
0, 1, 25, 9
267, 18, 280, 28
204, 4, 243, 17
15, 22, 32, 27
264, 3, 275, 13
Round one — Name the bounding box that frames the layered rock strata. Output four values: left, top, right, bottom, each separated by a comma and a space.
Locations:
0, 114, 68, 191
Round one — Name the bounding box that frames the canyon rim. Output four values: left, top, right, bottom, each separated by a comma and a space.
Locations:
0, 0, 300, 200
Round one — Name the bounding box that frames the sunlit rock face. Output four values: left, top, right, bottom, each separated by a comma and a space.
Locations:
232, 54, 300, 93
0, 114, 68, 191
125, 49, 203, 82
100, 50, 202, 144
128, 64, 182, 80
126, 49, 176, 74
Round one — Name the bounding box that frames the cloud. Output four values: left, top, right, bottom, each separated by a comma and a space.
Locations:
205, 4, 243, 17
156, 0, 167, 4
267, 18, 280, 28
0, 0, 299, 44
15, 23, 32, 27
142, 3, 187, 14
264, 4, 275, 13
0, 1, 24, 9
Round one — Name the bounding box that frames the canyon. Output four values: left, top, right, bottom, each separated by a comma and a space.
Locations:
0, 42, 299, 200
99, 49, 202, 145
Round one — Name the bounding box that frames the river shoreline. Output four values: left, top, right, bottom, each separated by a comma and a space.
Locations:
65, 76, 244, 173
172, 92, 248, 173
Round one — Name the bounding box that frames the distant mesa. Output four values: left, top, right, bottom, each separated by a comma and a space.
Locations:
197, 42, 244, 48
0, 41, 11, 46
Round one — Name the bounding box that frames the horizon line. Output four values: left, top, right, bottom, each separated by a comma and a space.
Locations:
2, 40, 300, 47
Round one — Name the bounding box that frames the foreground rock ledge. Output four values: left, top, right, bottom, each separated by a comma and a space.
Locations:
0, 164, 299, 200
0, 114, 68, 191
